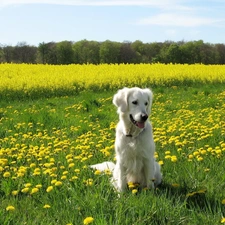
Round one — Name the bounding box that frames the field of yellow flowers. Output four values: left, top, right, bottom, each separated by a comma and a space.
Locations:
0, 63, 225, 100
0, 64, 225, 224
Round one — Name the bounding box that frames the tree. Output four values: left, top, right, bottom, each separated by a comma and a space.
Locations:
99, 40, 121, 63
120, 41, 136, 63
38, 42, 48, 64
73, 40, 100, 64
215, 44, 225, 64
56, 41, 74, 65
13, 42, 37, 63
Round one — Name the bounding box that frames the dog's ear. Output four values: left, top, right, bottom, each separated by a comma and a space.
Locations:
143, 88, 153, 114
113, 87, 129, 112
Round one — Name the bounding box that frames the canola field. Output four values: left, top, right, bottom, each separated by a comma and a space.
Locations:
1, 63, 225, 100
0, 63, 225, 225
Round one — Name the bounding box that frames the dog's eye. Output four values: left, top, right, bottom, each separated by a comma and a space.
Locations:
145, 102, 148, 106
132, 101, 138, 105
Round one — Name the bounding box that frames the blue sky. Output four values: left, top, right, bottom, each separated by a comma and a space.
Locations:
1, 0, 225, 46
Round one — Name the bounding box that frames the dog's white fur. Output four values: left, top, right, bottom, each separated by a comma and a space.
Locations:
91, 87, 162, 192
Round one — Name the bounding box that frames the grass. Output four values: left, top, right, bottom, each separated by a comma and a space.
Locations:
0, 83, 225, 225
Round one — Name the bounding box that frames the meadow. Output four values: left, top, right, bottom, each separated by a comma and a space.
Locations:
0, 64, 225, 225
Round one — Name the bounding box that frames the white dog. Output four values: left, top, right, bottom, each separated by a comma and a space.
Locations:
91, 87, 162, 192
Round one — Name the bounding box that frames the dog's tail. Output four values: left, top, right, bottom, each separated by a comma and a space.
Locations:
90, 161, 115, 172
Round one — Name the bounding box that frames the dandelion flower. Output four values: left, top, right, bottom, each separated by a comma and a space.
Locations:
171, 156, 177, 162
221, 199, 225, 205
30, 187, 39, 194
55, 181, 63, 186
221, 218, 225, 223
46, 186, 54, 192
3, 172, 11, 178
132, 189, 138, 194
6, 205, 15, 211
12, 190, 19, 196
94, 170, 101, 175
83, 217, 94, 225
21, 187, 30, 193
43, 204, 51, 209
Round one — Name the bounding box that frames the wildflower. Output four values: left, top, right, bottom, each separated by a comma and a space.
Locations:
6, 205, 15, 211
83, 217, 94, 225
165, 151, 171, 155
55, 181, 63, 186
21, 187, 30, 193
12, 190, 19, 196
128, 182, 135, 189
3, 172, 11, 178
132, 189, 138, 194
171, 156, 177, 162
36, 184, 42, 188
61, 175, 67, 180
24, 183, 32, 188
51, 179, 57, 184
30, 187, 39, 194
94, 170, 101, 175
68, 163, 75, 168
74, 169, 80, 173
221, 218, 225, 223
43, 204, 51, 209
158, 160, 164, 165
85, 179, 93, 186
222, 199, 225, 205
46, 186, 54, 192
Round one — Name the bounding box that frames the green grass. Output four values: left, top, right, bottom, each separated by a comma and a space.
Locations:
0, 83, 225, 225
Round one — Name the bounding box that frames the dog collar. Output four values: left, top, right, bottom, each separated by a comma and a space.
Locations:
125, 128, 144, 138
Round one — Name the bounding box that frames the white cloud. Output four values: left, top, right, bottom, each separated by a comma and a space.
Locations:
137, 13, 222, 27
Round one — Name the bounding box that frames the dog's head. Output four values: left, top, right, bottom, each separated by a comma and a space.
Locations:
113, 87, 153, 129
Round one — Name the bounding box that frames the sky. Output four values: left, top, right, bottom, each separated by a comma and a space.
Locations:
0, 0, 225, 46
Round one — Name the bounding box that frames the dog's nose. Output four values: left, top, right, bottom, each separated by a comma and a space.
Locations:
141, 114, 148, 121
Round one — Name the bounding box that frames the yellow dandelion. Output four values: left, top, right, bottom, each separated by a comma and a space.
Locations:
46, 186, 54, 192
158, 160, 164, 165
222, 199, 225, 205
61, 175, 67, 180
83, 217, 94, 225
21, 187, 30, 193
43, 204, 51, 209
12, 190, 19, 196
6, 205, 15, 211
30, 187, 39, 194
36, 184, 42, 188
132, 189, 138, 194
3, 171, 11, 178
68, 163, 75, 168
94, 170, 101, 175
55, 181, 63, 186
24, 183, 32, 188
51, 179, 57, 184
171, 156, 177, 162
128, 182, 135, 189
221, 218, 225, 223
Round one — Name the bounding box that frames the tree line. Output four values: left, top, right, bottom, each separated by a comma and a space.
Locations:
1, 39, 225, 64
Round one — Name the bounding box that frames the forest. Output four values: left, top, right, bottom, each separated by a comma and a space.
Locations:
1, 39, 225, 64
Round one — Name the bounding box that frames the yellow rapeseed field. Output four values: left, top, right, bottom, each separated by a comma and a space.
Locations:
0, 64, 225, 97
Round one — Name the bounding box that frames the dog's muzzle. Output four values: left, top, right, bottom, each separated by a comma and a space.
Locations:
130, 114, 148, 129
